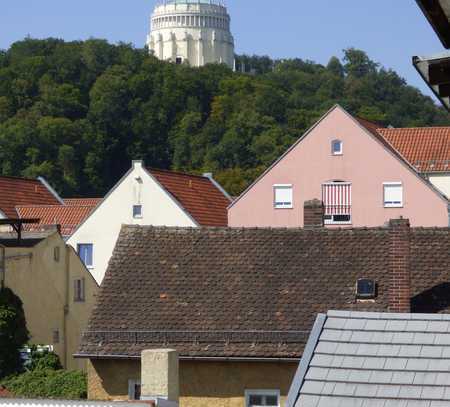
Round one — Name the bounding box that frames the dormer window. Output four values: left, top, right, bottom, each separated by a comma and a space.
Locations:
331, 139, 343, 155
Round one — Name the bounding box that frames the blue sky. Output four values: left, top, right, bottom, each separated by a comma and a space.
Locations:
0, 0, 444, 99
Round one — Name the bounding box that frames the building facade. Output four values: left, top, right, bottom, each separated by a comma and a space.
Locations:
78, 218, 450, 406
147, 0, 235, 68
67, 161, 231, 284
228, 105, 450, 228
1, 229, 98, 371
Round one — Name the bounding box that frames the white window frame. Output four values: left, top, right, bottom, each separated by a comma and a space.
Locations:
273, 184, 293, 209
128, 379, 141, 400
77, 243, 93, 269
383, 182, 403, 208
245, 389, 280, 407
331, 139, 343, 156
133, 204, 143, 219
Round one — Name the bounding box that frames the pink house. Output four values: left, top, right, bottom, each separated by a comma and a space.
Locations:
228, 105, 450, 228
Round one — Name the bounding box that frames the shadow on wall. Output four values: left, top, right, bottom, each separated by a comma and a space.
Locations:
411, 283, 450, 313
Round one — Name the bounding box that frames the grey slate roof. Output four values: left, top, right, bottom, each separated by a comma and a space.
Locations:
288, 311, 450, 407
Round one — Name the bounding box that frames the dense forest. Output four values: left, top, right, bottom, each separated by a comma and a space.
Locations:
0, 38, 448, 196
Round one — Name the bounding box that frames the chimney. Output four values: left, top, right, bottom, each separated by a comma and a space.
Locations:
304, 199, 324, 229
388, 218, 411, 313
141, 349, 179, 406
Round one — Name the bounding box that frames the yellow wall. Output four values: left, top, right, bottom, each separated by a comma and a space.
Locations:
3, 232, 98, 371
87, 359, 297, 407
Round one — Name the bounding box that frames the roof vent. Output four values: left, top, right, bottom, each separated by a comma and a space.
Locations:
356, 278, 376, 300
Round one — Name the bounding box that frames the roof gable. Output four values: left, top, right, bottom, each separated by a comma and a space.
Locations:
229, 105, 448, 210
0, 176, 60, 218
79, 225, 450, 359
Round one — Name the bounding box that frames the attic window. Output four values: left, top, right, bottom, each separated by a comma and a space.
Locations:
356, 278, 376, 300
331, 139, 343, 155
133, 205, 143, 219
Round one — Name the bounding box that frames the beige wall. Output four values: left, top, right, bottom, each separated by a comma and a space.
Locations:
67, 161, 196, 285
87, 359, 297, 407
3, 232, 98, 371
429, 173, 450, 199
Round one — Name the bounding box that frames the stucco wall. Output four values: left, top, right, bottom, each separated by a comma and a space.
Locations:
4, 233, 98, 371
429, 173, 450, 199
228, 106, 449, 228
67, 162, 196, 285
87, 359, 297, 407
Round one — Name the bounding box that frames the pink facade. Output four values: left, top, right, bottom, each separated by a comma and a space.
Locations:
228, 106, 449, 228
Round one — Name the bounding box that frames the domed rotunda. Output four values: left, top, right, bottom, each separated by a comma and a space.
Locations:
147, 0, 235, 68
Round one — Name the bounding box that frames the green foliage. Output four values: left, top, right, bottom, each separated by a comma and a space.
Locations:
0, 38, 448, 195
27, 346, 62, 372
0, 288, 29, 378
2, 369, 87, 399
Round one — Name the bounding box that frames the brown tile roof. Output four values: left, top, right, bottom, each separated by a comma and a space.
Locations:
356, 118, 450, 173
64, 198, 102, 206
378, 127, 450, 173
0, 176, 60, 218
148, 169, 230, 227
16, 205, 96, 237
78, 224, 450, 360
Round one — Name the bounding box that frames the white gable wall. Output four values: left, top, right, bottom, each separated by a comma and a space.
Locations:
67, 162, 196, 284
428, 173, 450, 198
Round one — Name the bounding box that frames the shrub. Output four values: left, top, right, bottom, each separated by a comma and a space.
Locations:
27, 346, 62, 371
3, 369, 87, 399
0, 288, 29, 378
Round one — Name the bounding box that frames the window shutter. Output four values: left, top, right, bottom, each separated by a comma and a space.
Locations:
274, 186, 293, 208
322, 183, 351, 215
384, 184, 403, 206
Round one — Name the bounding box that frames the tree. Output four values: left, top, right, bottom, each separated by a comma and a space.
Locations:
343, 48, 379, 78
0, 288, 29, 378
327, 56, 344, 78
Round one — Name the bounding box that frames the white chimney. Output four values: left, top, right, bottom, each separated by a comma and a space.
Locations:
140, 349, 179, 406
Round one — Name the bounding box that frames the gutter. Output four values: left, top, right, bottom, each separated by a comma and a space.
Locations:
73, 353, 300, 363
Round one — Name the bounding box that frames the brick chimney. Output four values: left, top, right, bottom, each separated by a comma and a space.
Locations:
141, 349, 179, 406
304, 199, 324, 229
388, 218, 411, 313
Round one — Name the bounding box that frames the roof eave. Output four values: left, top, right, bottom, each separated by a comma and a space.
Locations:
416, 0, 450, 49
413, 53, 450, 112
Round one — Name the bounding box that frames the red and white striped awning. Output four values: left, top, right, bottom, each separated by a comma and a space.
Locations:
322, 182, 352, 215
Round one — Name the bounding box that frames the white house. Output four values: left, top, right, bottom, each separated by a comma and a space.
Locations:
67, 161, 231, 284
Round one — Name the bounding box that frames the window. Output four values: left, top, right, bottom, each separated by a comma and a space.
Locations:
128, 379, 141, 400
74, 278, 85, 302
384, 182, 403, 207
133, 204, 143, 218
245, 390, 280, 407
273, 185, 293, 209
52, 329, 60, 344
53, 246, 60, 262
356, 278, 376, 299
322, 182, 352, 224
77, 244, 93, 268
331, 139, 343, 155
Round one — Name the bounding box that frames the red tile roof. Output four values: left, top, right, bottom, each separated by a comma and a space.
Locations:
356, 118, 450, 173
64, 198, 102, 206
378, 127, 450, 173
16, 204, 96, 236
149, 169, 231, 227
0, 176, 60, 218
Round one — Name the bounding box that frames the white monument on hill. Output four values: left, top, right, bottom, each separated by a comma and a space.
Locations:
147, 0, 235, 69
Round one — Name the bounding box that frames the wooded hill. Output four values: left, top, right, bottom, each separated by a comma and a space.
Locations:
0, 38, 448, 196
